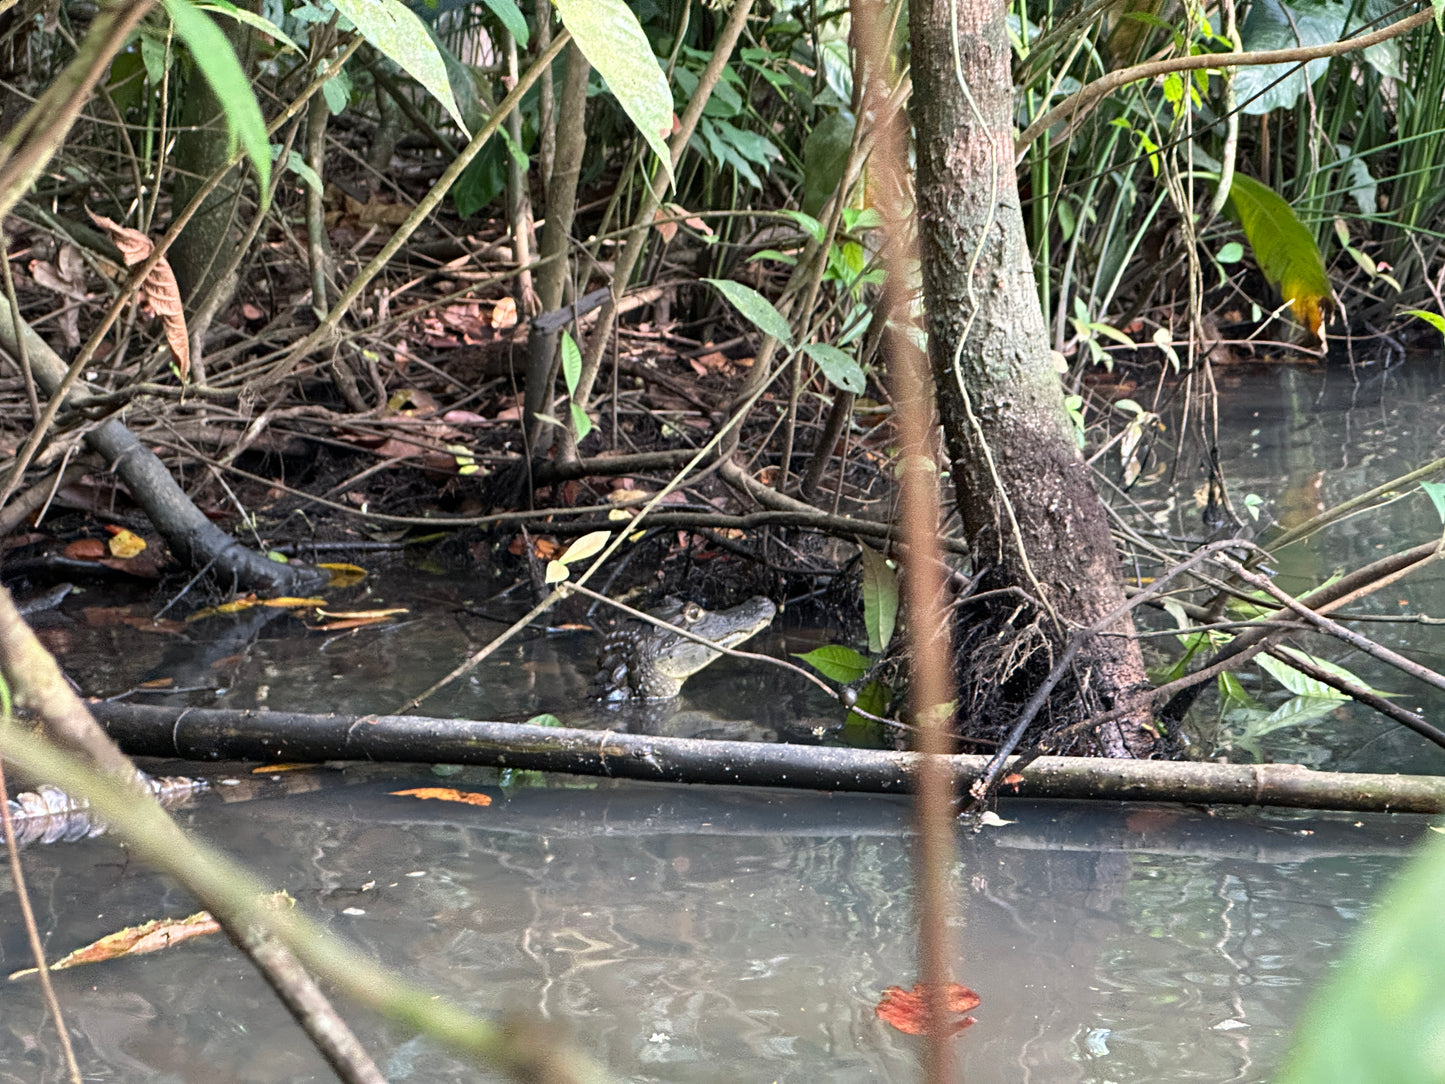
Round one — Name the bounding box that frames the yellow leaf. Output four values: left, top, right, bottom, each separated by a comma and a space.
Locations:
318, 562, 367, 587
559, 530, 610, 565
544, 559, 569, 584
107, 528, 147, 558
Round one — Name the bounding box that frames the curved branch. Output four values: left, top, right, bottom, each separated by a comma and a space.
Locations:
1016, 8, 1434, 155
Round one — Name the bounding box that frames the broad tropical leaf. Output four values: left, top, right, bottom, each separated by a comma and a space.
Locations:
331, 0, 469, 135
703, 278, 793, 345
1225, 173, 1331, 338
552, 0, 673, 188
161, 0, 270, 198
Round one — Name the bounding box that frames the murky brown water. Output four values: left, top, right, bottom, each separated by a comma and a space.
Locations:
4, 359, 1445, 1081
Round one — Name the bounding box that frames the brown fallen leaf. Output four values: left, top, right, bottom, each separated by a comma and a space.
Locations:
10, 892, 294, 979
63, 537, 107, 560
10, 912, 221, 978
86, 209, 190, 381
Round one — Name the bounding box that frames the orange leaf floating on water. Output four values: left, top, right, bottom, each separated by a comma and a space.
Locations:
391, 787, 492, 807
875, 982, 981, 1036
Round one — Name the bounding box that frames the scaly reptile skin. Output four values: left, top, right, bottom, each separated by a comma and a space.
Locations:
589, 596, 777, 700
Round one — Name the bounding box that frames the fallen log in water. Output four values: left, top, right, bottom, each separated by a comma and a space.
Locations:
87, 701, 1445, 814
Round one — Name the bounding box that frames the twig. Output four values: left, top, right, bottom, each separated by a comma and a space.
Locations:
0, 758, 82, 1084
1220, 554, 1445, 696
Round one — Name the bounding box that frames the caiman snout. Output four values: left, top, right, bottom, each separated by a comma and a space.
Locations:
590, 596, 777, 700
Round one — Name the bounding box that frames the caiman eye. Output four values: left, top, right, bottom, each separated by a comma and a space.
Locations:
682, 602, 703, 624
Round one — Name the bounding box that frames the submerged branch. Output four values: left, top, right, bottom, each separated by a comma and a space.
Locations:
88, 701, 1445, 814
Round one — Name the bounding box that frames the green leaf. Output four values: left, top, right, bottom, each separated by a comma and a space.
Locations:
1421, 480, 1445, 524
330, 0, 469, 136
780, 208, 825, 244
1234, 0, 1340, 113
1257, 649, 1359, 700
803, 343, 865, 394
1224, 173, 1331, 337
480, 0, 528, 46
801, 111, 853, 217
139, 34, 169, 84
197, 0, 302, 53
552, 0, 673, 189
857, 544, 897, 654
525, 713, 562, 727
1242, 693, 1341, 738
845, 678, 891, 734
560, 331, 581, 395
793, 644, 869, 684
1277, 832, 1445, 1083
320, 63, 351, 115
747, 249, 798, 266
570, 400, 593, 442
1404, 309, 1445, 336
161, 0, 270, 199
283, 149, 322, 193
702, 278, 793, 346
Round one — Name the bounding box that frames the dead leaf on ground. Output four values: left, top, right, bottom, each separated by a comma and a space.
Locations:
188, 595, 262, 620
874, 982, 982, 1036
9, 892, 294, 979
86, 209, 190, 381
508, 535, 559, 559
263, 596, 327, 609
390, 787, 493, 807
318, 563, 368, 587
688, 350, 732, 376
490, 296, 517, 328
608, 487, 652, 504
63, 538, 106, 560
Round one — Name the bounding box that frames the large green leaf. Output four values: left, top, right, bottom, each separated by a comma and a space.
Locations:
161, 0, 270, 197
803, 343, 865, 394
1277, 832, 1445, 1083
331, 0, 469, 136
1225, 173, 1331, 337
703, 278, 793, 346
794, 644, 869, 684
802, 111, 853, 217
480, 0, 528, 47
1234, 0, 1342, 114
552, 0, 673, 189
857, 543, 897, 655
197, 0, 302, 53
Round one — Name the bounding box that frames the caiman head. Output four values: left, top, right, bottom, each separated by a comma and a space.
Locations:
589, 596, 778, 701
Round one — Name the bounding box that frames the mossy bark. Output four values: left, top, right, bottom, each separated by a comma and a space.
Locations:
911, 0, 1157, 755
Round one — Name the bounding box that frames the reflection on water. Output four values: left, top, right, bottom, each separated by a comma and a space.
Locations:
0, 774, 1426, 1083
7, 361, 1445, 1079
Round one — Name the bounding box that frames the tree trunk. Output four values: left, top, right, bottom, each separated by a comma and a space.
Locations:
910, 0, 1157, 755
170, 27, 250, 307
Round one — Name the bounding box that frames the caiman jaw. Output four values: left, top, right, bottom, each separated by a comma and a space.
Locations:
590, 597, 778, 701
